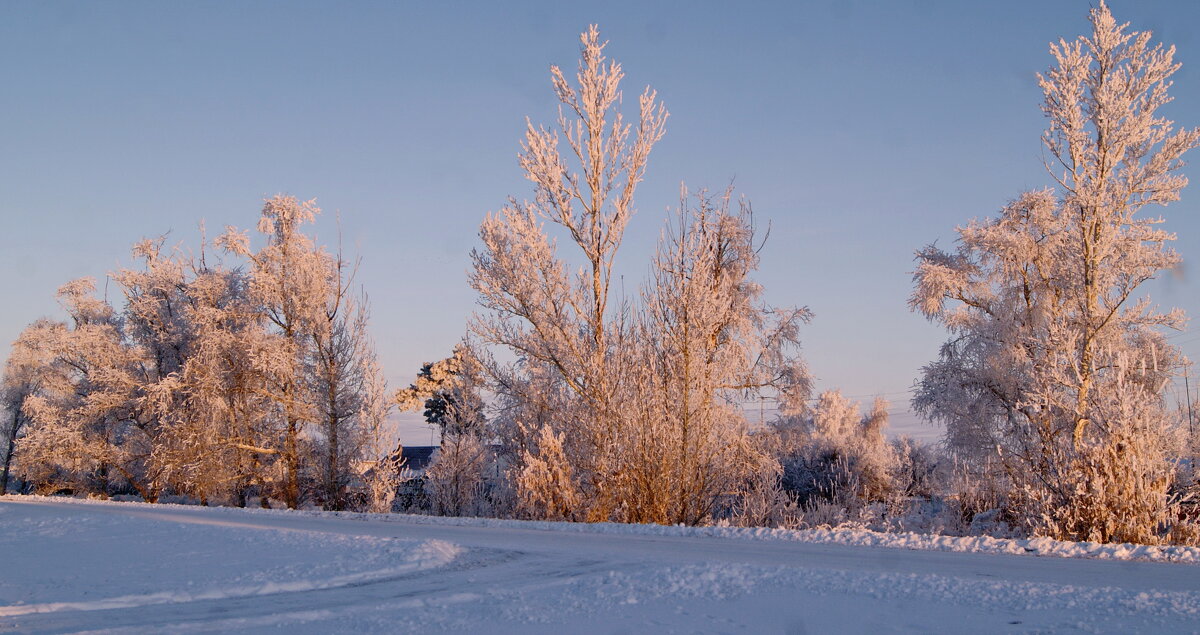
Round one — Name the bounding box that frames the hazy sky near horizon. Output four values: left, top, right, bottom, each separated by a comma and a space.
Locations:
5, 1, 1200, 444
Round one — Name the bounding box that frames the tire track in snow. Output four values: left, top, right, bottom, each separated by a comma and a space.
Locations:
0, 539, 462, 617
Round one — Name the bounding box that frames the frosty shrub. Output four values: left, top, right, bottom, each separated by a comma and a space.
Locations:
1011, 371, 1178, 544
359, 454, 407, 514
425, 433, 492, 517
940, 456, 1016, 537
890, 436, 942, 500
776, 391, 897, 509
516, 425, 580, 521
729, 460, 798, 529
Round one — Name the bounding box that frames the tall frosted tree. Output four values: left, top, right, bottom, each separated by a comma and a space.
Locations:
221, 195, 333, 508
152, 259, 277, 506
911, 3, 1199, 543
309, 250, 381, 511
471, 25, 667, 522
111, 238, 198, 499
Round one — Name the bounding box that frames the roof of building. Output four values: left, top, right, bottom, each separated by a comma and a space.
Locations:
399, 446, 438, 472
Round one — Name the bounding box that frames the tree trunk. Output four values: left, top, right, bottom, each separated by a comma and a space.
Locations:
1, 434, 16, 494
1, 407, 19, 494
285, 417, 300, 509
325, 373, 342, 510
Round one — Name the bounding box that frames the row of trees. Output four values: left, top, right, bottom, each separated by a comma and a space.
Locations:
1, 197, 393, 510
463, 9, 1199, 541
2, 4, 1198, 544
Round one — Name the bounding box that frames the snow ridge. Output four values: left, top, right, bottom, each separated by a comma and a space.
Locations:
6, 494, 1199, 565
361, 513, 1200, 565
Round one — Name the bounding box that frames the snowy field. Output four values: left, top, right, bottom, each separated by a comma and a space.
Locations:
2, 497, 1199, 633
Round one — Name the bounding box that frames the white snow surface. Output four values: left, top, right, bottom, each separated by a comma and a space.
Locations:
2, 495, 1199, 633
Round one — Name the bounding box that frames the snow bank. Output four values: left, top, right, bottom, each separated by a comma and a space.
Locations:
366, 513, 1200, 564
550, 562, 1200, 623
5, 494, 1198, 565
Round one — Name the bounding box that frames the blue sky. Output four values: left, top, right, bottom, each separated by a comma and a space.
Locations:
4, 1, 1200, 444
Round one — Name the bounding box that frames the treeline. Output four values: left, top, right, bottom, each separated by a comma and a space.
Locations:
1, 198, 393, 510
3, 5, 1199, 545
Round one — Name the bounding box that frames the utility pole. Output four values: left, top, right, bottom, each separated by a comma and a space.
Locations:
1187, 370, 1196, 457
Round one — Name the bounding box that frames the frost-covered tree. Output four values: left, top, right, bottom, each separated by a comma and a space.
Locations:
17, 280, 161, 500
111, 238, 200, 499
911, 3, 1199, 543
1, 334, 44, 493
152, 260, 277, 506
470, 25, 667, 522
357, 354, 400, 513
394, 344, 485, 442
207, 204, 384, 510
630, 189, 809, 524
310, 249, 381, 511
220, 195, 333, 508
473, 28, 809, 525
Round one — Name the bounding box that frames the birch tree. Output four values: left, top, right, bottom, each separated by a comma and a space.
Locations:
472, 28, 813, 524
471, 25, 667, 522
310, 250, 379, 510
424, 432, 491, 517
357, 354, 400, 513
1039, 2, 1199, 446
911, 2, 1199, 543
220, 195, 332, 508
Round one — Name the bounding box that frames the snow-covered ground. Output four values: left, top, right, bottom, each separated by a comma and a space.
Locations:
2, 496, 1199, 633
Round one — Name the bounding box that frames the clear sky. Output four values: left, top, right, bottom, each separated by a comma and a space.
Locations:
4, 1, 1200, 445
